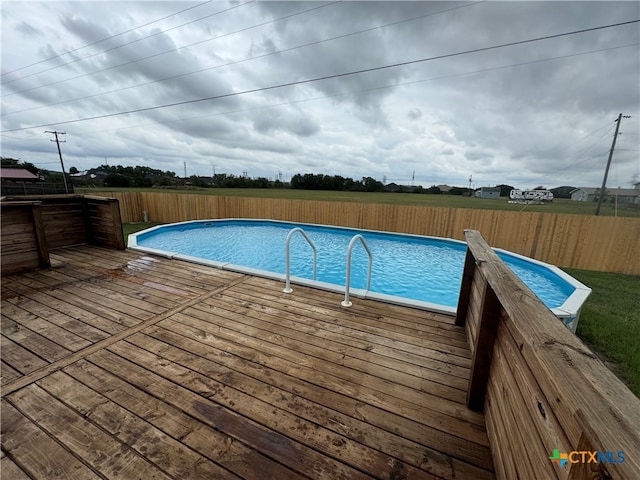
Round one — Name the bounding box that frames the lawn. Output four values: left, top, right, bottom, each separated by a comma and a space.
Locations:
81, 187, 640, 217
566, 268, 640, 397
122, 221, 640, 397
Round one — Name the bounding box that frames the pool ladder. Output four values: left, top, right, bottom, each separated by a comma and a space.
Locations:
342, 234, 372, 307
283, 228, 372, 308
283, 228, 317, 293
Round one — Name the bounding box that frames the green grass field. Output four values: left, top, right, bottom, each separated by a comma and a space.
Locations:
122, 220, 640, 397
81, 187, 640, 217
567, 268, 640, 396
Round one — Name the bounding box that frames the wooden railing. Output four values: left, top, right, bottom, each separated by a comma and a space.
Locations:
456, 230, 640, 480
1, 195, 125, 276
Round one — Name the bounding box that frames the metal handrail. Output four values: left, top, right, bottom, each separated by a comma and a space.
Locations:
342, 234, 372, 307
283, 227, 317, 293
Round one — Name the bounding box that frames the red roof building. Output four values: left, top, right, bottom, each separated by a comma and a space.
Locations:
0, 168, 41, 182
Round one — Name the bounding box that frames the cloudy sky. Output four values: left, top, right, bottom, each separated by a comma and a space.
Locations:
1, 1, 639, 189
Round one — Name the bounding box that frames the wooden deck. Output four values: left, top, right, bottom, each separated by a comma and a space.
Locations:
1, 246, 494, 480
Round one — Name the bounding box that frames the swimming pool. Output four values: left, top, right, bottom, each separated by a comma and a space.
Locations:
129, 219, 591, 330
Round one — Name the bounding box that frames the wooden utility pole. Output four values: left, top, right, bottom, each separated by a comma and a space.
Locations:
45, 130, 69, 193
595, 114, 630, 215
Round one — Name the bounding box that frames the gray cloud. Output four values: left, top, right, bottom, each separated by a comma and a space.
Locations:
1, 1, 638, 187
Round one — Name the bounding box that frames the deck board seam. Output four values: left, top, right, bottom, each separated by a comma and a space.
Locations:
1, 275, 249, 397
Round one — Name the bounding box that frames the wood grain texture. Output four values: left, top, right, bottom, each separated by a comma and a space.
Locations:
1, 245, 494, 480
461, 230, 640, 480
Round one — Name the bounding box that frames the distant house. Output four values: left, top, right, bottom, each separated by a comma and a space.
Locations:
0, 168, 41, 183
436, 184, 452, 193
384, 183, 400, 192
1, 167, 71, 195
570, 187, 639, 204
474, 187, 501, 199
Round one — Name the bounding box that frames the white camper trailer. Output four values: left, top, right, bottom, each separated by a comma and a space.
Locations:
509, 189, 554, 203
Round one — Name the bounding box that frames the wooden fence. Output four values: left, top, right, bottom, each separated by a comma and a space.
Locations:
457, 230, 640, 480
1, 182, 73, 196
101, 191, 640, 274
1, 195, 125, 276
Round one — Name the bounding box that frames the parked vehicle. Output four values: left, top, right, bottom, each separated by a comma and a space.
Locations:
509, 189, 554, 202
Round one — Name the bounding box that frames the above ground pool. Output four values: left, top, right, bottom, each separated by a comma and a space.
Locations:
129, 219, 591, 330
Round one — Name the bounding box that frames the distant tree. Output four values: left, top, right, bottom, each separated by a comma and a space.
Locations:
104, 173, 131, 187
188, 175, 208, 188
1, 157, 19, 168
534, 185, 546, 190
253, 177, 270, 188
69, 166, 79, 174
154, 175, 171, 186
42, 171, 64, 183
448, 187, 472, 196
361, 176, 384, 192
425, 185, 441, 194
1, 157, 40, 175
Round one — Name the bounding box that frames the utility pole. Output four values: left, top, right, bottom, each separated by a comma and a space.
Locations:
595, 113, 631, 215
45, 130, 69, 193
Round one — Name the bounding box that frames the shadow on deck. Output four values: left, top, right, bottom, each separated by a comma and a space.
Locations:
1, 245, 492, 480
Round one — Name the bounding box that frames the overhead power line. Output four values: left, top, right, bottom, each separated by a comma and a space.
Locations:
1, 0, 255, 86
69, 43, 637, 138
1, 0, 213, 78
2, 0, 485, 116
3, 18, 638, 133
1, 0, 342, 97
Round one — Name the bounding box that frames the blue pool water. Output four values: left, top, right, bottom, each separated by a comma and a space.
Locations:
133, 219, 576, 310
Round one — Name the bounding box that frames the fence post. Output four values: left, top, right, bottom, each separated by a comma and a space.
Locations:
466, 277, 501, 411
109, 198, 125, 250
31, 202, 50, 269
455, 246, 475, 326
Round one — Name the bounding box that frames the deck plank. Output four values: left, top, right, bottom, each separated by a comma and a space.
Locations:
3, 295, 110, 343
1, 315, 70, 364
3, 281, 129, 336
1, 245, 494, 480
165, 309, 479, 426
1, 360, 22, 385
0, 336, 48, 375
212, 285, 472, 368
132, 326, 494, 478
63, 359, 308, 480
1, 400, 102, 480
0, 456, 32, 480
2, 302, 92, 352
89, 348, 376, 480
37, 371, 243, 480
9, 384, 174, 480
203, 289, 471, 378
